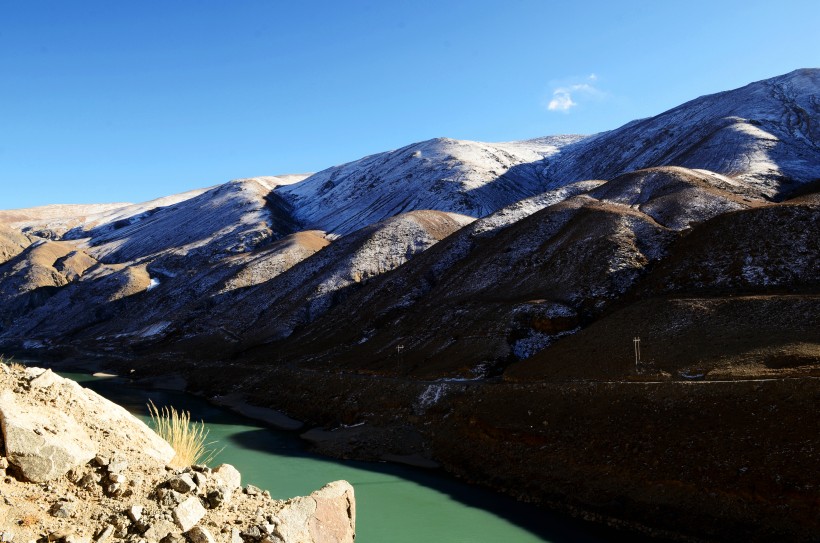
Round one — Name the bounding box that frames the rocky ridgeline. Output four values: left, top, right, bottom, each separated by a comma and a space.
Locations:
0, 364, 355, 543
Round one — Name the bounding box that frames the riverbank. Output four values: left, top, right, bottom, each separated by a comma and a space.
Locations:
17, 357, 617, 543
12, 349, 820, 542
231, 365, 820, 542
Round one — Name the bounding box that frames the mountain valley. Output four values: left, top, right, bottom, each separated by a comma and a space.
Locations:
1, 68, 819, 542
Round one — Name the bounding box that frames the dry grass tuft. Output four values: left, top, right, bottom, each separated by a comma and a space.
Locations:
148, 400, 221, 467
0, 354, 25, 371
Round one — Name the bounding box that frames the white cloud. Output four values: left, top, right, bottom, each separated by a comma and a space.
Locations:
545, 74, 606, 113
548, 91, 576, 111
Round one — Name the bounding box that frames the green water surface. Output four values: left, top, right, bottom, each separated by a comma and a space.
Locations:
55, 371, 610, 543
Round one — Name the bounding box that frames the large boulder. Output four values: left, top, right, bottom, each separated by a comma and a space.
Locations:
275, 480, 355, 543
0, 389, 96, 482
308, 480, 356, 543
24, 367, 175, 465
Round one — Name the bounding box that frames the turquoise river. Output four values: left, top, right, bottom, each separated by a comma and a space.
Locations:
51, 370, 615, 543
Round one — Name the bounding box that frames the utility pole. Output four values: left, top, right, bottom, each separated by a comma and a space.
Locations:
633, 336, 641, 373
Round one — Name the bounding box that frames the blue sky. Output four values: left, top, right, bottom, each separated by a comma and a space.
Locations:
2, 0, 818, 208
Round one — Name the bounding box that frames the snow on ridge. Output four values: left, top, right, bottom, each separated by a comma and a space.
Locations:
0, 203, 132, 225
228, 174, 312, 191
276, 135, 587, 235
470, 179, 606, 236
539, 69, 820, 199
0, 203, 134, 240
74, 178, 297, 264
2, 175, 311, 246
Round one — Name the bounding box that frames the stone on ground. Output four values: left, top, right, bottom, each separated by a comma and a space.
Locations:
168, 473, 197, 494
212, 463, 241, 490
172, 496, 206, 531
186, 526, 216, 543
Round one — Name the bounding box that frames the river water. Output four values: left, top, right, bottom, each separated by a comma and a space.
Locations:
55, 371, 610, 543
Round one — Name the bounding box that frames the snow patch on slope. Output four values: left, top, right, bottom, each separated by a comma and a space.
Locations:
471, 179, 606, 236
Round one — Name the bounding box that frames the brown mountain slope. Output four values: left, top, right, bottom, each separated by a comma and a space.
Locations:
587, 166, 762, 229
259, 166, 770, 379
0, 240, 98, 326
156, 210, 475, 357
0, 225, 31, 265
644, 203, 820, 294
505, 202, 820, 382
0, 230, 331, 347
268, 195, 677, 378
503, 294, 820, 382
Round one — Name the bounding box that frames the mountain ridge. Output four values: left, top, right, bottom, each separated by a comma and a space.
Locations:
539, 68, 820, 198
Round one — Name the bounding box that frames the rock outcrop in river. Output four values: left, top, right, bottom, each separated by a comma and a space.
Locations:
0, 363, 355, 543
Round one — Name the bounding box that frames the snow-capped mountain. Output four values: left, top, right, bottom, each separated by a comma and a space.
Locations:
0, 69, 817, 368
65, 177, 305, 264
540, 68, 820, 198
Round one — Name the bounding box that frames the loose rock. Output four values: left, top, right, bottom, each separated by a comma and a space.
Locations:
143, 520, 178, 541
107, 458, 128, 474
49, 500, 76, 518
211, 464, 241, 490
186, 526, 215, 543
126, 504, 144, 522
95, 525, 114, 543
244, 484, 262, 496
168, 473, 197, 494
172, 497, 206, 532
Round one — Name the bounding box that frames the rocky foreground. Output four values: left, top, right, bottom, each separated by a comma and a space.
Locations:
0, 363, 355, 543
